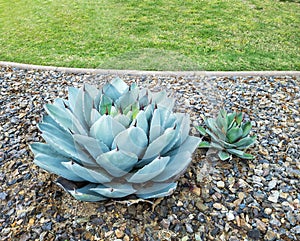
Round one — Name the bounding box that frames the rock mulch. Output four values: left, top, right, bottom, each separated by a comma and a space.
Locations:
0, 66, 299, 241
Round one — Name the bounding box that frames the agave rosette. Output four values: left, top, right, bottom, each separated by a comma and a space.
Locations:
30, 78, 200, 201
196, 109, 256, 161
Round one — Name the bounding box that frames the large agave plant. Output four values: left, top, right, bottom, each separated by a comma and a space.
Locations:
196, 109, 256, 161
30, 78, 200, 201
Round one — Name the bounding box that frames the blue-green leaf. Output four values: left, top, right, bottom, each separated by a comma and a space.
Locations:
38, 122, 77, 159
216, 109, 228, 133
227, 149, 255, 159
84, 83, 99, 99
138, 88, 151, 107
227, 112, 236, 129
206, 117, 226, 141
227, 127, 243, 143
235, 136, 256, 150
135, 110, 149, 135
45, 103, 87, 135
171, 113, 190, 149
91, 183, 136, 198
30, 142, 59, 156
139, 127, 176, 166
241, 121, 252, 137
198, 141, 211, 148
90, 115, 125, 148
68, 87, 80, 112
195, 126, 207, 136
99, 94, 112, 115
152, 151, 191, 182
136, 182, 177, 199
115, 87, 139, 111
218, 151, 230, 160
73, 134, 110, 160
68, 184, 107, 202
166, 136, 201, 156
90, 109, 101, 125
113, 126, 148, 158
62, 161, 112, 183
82, 85, 93, 126
30, 143, 85, 182
210, 142, 225, 150
96, 149, 138, 177
149, 108, 163, 143
126, 156, 170, 183
102, 78, 129, 101
236, 112, 243, 125
114, 114, 131, 128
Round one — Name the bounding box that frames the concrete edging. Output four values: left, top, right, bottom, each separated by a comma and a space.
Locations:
1, 61, 300, 77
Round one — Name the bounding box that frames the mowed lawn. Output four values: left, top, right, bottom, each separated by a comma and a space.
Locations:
0, 0, 299, 70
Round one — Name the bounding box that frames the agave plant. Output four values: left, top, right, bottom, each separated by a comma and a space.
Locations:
30, 78, 200, 201
196, 109, 256, 161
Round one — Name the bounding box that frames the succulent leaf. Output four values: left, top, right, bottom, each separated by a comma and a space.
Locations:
62, 161, 112, 183
30, 143, 85, 182
73, 134, 110, 160
241, 121, 252, 137
234, 136, 256, 149
198, 141, 211, 148
149, 108, 164, 143
167, 136, 201, 156
134, 110, 149, 135
152, 151, 191, 182
45, 103, 87, 135
218, 151, 230, 161
127, 156, 170, 183
67, 87, 80, 112
96, 149, 138, 177
39, 122, 88, 164
99, 94, 113, 115
235, 112, 243, 125
227, 112, 236, 129
103, 77, 129, 101
136, 182, 177, 199
90, 109, 101, 125
227, 127, 243, 143
171, 113, 190, 148
68, 184, 107, 202
139, 127, 176, 166
195, 126, 206, 136
90, 115, 125, 148
82, 86, 93, 126
113, 126, 148, 158
91, 183, 136, 198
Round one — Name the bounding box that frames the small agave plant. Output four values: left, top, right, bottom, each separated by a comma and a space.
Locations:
196, 109, 256, 161
30, 78, 200, 201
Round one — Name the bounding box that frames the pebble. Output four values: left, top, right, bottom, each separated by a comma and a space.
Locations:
265, 230, 278, 241
248, 229, 261, 240
268, 191, 280, 203
115, 229, 124, 239
213, 203, 224, 210
268, 179, 277, 190
264, 208, 272, 215
216, 181, 225, 188
160, 219, 170, 229
255, 218, 267, 232
226, 211, 235, 221
185, 223, 193, 233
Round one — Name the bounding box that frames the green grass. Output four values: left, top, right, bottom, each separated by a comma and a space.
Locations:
0, 0, 299, 70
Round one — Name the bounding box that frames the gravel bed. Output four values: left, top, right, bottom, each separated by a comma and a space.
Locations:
0, 66, 299, 241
